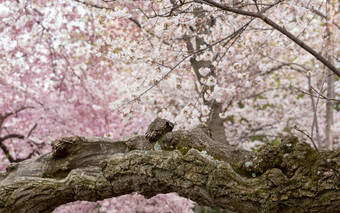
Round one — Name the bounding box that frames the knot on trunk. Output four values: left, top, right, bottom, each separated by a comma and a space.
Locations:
145, 118, 174, 143
52, 136, 83, 159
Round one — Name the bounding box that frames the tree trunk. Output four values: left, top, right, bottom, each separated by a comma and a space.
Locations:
1, 119, 340, 213
325, 0, 335, 150
185, 6, 227, 143
207, 101, 226, 143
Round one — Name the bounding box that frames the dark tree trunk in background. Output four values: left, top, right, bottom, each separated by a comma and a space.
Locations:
186, 6, 227, 143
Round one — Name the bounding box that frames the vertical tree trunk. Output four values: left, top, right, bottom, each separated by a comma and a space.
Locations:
207, 101, 226, 143
326, 73, 334, 150
185, 6, 227, 143
325, 0, 335, 150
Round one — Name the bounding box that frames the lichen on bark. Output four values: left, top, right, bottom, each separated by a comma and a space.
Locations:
0, 120, 340, 213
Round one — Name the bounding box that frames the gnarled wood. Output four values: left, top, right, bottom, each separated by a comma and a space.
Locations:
0, 119, 339, 213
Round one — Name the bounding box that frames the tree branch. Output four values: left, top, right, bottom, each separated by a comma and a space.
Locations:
194, 0, 340, 77
0, 119, 339, 212
0, 106, 32, 130
0, 134, 25, 162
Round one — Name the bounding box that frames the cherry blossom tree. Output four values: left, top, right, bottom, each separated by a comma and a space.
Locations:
1, 0, 340, 212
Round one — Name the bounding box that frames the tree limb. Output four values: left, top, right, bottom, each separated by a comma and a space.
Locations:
0, 134, 25, 162
0, 119, 339, 212
194, 0, 340, 77
0, 106, 32, 130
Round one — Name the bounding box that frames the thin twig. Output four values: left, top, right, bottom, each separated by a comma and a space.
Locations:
27, 124, 38, 139
307, 74, 321, 147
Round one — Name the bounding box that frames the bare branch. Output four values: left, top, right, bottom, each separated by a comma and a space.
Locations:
0, 134, 25, 142
0, 106, 32, 130
27, 124, 38, 139
194, 0, 340, 77
0, 134, 25, 162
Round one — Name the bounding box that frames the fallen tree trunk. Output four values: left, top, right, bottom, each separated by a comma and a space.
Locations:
0, 119, 339, 213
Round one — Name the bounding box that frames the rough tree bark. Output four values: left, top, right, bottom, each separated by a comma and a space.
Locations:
0, 118, 340, 213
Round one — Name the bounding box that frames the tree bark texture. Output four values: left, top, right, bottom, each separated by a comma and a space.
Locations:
0, 119, 340, 213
